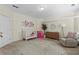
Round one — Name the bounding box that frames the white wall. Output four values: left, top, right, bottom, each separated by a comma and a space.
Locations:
12, 13, 43, 41
44, 17, 74, 37
0, 5, 42, 48
0, 15, 13, 47
74, 17, 79, 33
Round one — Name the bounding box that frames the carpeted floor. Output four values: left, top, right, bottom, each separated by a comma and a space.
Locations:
0, 38, 79, 55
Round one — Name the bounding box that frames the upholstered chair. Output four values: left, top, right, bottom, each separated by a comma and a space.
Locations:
59, 32, 78, 47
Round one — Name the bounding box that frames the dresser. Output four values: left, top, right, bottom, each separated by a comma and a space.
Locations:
46, 32, 59, 40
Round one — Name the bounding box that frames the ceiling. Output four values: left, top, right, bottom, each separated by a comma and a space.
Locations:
5, 4, 79, 19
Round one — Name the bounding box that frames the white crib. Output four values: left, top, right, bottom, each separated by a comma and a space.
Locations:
22, 27, 37, 40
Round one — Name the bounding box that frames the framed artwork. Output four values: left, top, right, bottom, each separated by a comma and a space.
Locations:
51, 24, 56, 29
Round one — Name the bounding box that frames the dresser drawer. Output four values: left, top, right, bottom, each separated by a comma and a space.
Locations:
46, 32, 59, 40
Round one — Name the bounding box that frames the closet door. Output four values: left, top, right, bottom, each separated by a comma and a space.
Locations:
0, 15, 12, 47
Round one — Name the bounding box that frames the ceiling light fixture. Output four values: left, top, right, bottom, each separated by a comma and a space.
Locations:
40, 7, 44, 11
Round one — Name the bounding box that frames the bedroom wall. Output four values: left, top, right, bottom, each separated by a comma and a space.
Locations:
12, 13, 43, 41
0, 5, 14, 47
73, 11, 79, 33
44, 17, 74, 37
0, 5, 42, 47
74, 17, 79, 33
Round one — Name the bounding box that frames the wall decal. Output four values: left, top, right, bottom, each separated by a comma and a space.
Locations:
23, 20, 34, 27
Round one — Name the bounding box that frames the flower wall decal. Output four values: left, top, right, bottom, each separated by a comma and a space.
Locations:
23, 20, 34, 27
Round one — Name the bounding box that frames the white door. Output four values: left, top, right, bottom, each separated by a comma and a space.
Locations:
0, 15, 12, 47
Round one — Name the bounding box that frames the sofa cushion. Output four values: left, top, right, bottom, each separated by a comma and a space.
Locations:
60, 38, 78, 47
66, 32, 76, 38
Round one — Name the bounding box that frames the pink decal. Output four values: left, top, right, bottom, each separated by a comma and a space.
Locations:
23, 20, 34, 27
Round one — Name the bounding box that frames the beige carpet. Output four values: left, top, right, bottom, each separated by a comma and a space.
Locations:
0, 38, 67, 55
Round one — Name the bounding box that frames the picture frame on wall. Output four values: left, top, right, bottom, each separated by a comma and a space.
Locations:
51, 24, 56, 29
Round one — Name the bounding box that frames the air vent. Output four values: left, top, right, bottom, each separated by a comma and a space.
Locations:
12, 5, 19, 8
71, 4, 75, 6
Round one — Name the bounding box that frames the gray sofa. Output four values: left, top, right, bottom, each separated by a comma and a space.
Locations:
59, 38, 78, 47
